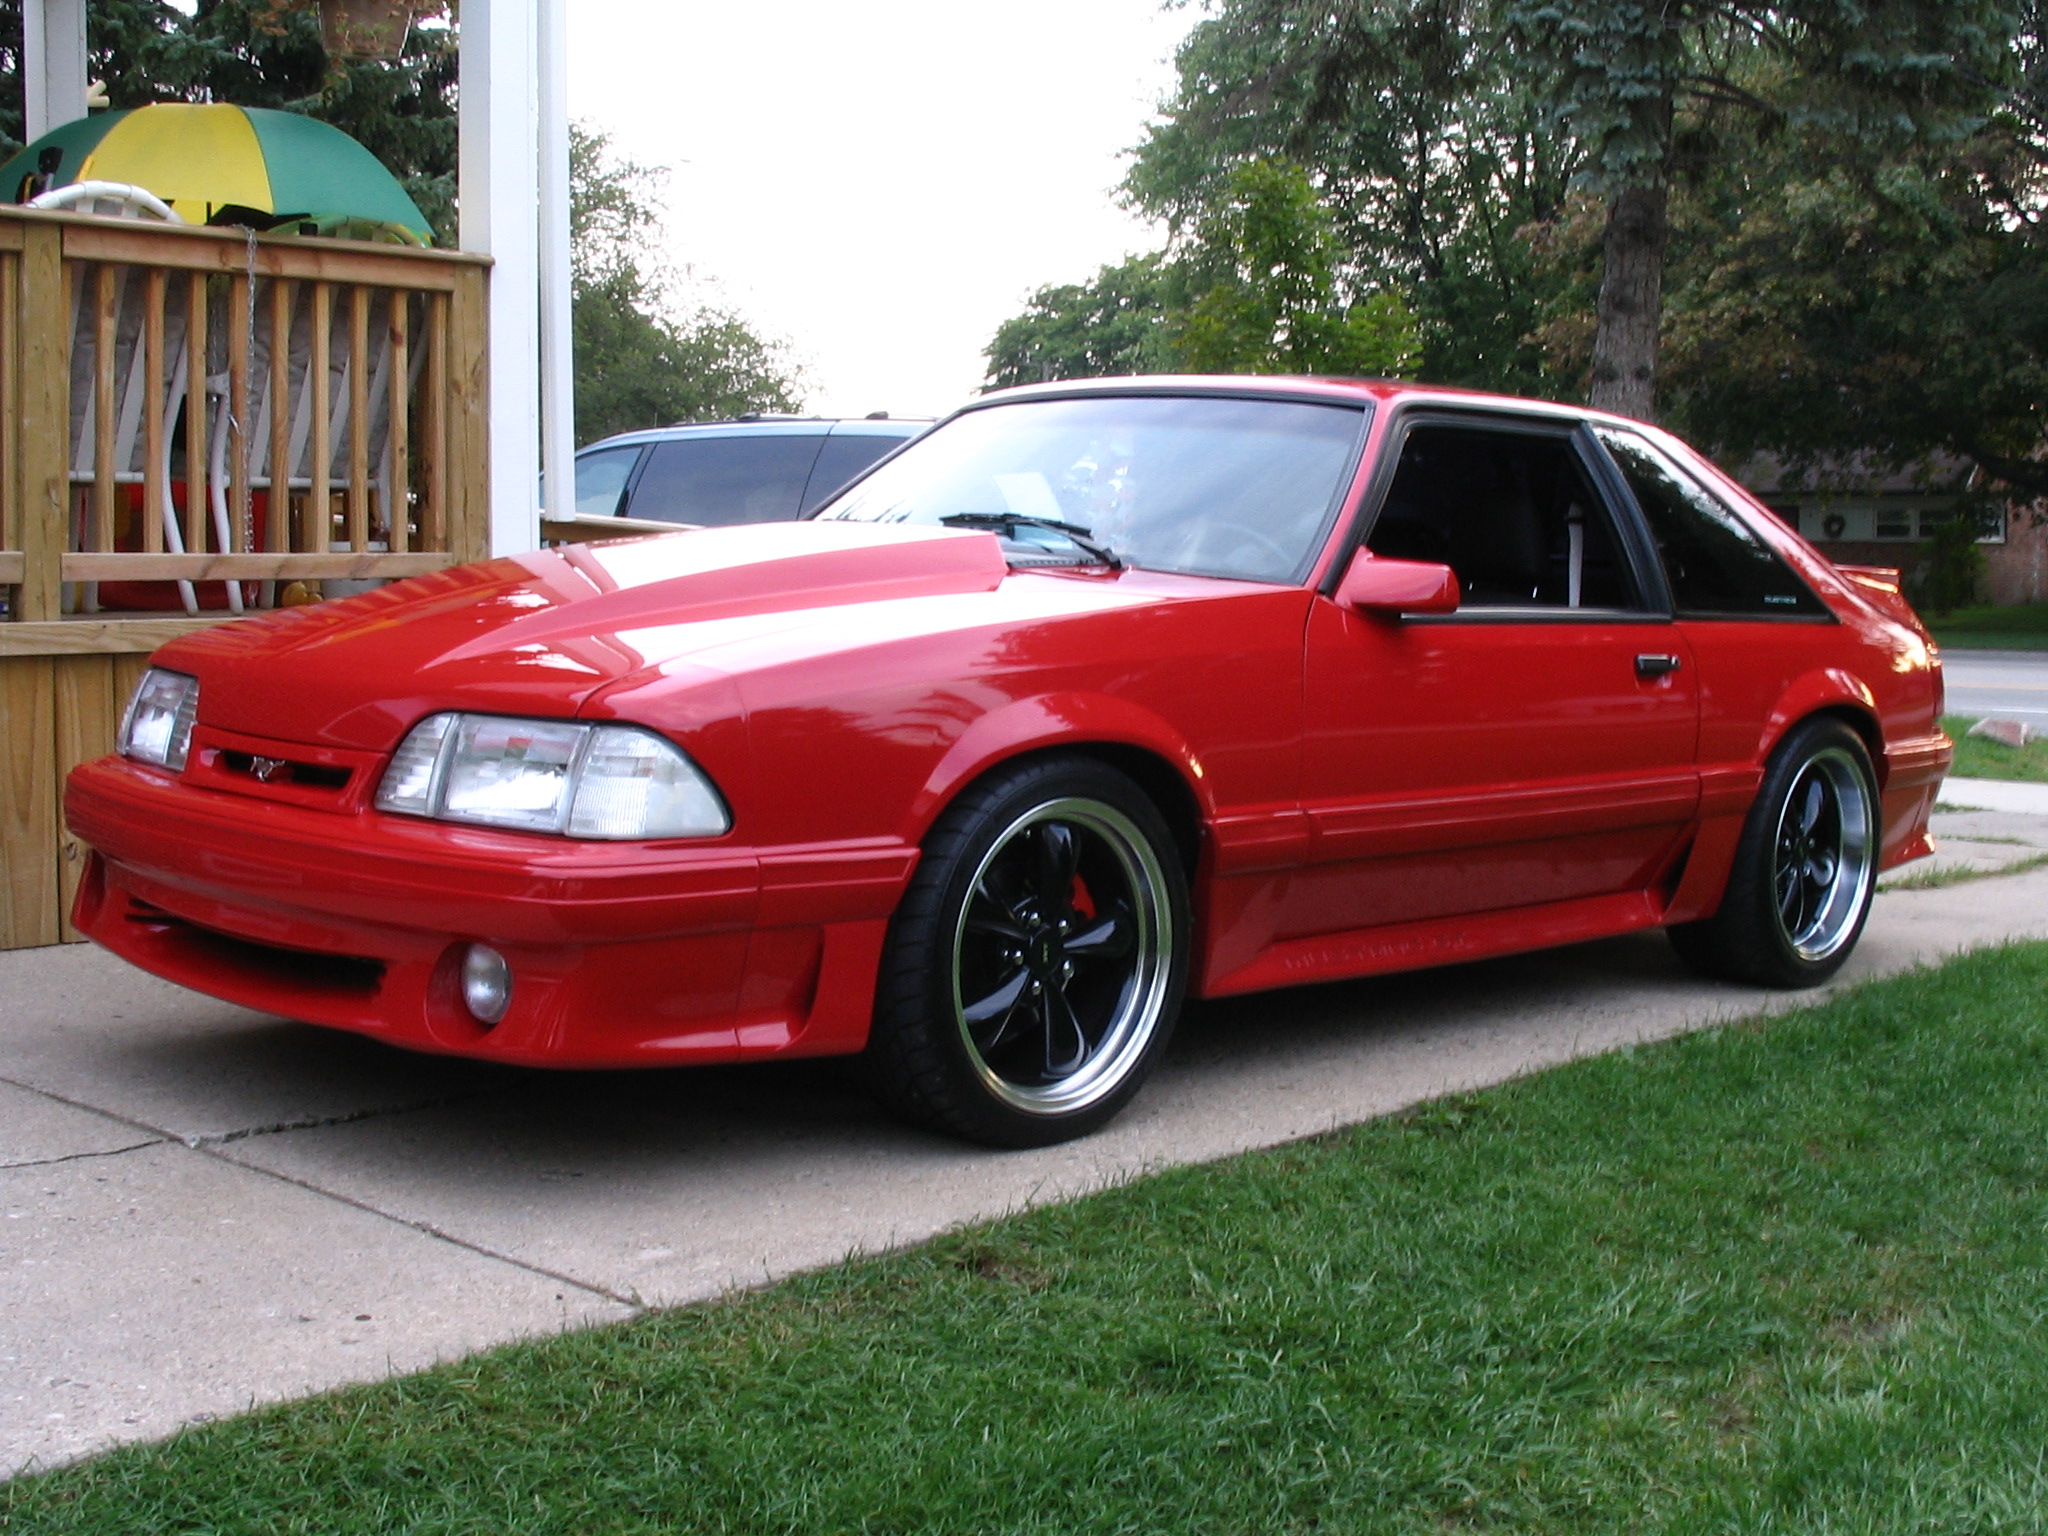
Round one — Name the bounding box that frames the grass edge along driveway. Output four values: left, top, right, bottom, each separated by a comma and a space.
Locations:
8, 943, 2048, 1535
1945, 714, 2048, 784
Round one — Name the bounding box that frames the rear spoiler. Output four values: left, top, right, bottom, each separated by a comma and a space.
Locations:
1834, 563, 1930, 638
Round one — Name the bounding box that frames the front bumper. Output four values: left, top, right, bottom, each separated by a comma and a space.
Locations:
66, 754, 912, 1067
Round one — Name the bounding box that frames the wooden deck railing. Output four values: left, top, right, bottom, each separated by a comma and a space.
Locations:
0, 207, 491, 948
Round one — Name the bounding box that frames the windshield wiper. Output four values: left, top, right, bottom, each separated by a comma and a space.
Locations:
940, 512, 1122, 570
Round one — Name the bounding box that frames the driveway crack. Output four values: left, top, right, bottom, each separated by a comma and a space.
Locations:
1, 1137, 166, 1171
201, 1144, 643, 1311
185, 1090, 500, 1149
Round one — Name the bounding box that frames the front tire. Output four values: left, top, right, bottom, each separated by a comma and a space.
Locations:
863, 756, 1189, 1147
1669, 717, 1879, 988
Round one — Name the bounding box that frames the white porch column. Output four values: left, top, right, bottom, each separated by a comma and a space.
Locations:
460, 0, 574, 557
24, 0, 89, 143
537, 0, 576, 525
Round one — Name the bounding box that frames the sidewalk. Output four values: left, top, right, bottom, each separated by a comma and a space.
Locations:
1936, 774, 2048, 816
6, 805, 2048, 1477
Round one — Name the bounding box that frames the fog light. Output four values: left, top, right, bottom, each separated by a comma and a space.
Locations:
461, 944, 512, 1025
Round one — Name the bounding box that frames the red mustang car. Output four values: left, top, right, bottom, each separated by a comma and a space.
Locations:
67, 378, 1950, 1146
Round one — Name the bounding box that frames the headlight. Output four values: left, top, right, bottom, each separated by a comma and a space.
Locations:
118, 669, 199, 771
374, 713, 730, 839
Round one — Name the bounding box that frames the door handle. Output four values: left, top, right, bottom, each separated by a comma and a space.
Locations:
1635, 653, 1682, 679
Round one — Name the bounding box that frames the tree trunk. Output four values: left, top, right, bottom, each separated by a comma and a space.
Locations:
1588, 179, 1669, 421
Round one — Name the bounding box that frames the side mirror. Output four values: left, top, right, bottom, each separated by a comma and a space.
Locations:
1334, 551, 1460, 615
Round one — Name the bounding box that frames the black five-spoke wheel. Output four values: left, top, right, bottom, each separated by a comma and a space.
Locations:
1669, 717, 1879, 988
864, 756, 1188, 1146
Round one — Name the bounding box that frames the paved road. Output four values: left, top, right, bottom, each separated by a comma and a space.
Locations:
6, 808, 2048, 1477
1944, 648, 2048, 727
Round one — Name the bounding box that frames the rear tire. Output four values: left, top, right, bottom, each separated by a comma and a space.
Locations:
1668, 717, 1879, 988
861, 755, 1188, 1147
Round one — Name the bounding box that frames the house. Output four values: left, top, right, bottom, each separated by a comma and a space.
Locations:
1739, 453, 2048, 607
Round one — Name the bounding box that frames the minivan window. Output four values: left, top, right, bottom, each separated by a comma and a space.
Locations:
627, 436, 828, 526
573, 447, 641, 517
800, 433, 909, 514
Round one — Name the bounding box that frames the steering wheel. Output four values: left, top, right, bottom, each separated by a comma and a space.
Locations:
1178, 517, 1295, 578
27, 181, 184, 222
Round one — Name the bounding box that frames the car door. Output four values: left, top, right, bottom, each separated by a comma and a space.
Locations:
1590, 425, 1842, 839
1292, 411, 1701, 939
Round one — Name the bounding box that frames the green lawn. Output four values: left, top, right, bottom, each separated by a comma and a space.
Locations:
1931, 602, 2048, 651
1944, 714, 2048, 784
8, 945, 2048, 1534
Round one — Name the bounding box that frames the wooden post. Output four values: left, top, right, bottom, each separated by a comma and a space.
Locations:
143, 268, 166, 553
91, 263, 116, 557
446, 262, 490, 564
14, 221, 66, 622
184, 271, 207, 556
348, 284, 370, 550
310, 281, 331, 553
228, 270, 251, 552
387, 292, 410, 553
268, 276, 291, 555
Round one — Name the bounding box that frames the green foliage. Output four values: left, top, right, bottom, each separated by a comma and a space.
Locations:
984, 254, 1174, 388
1909, 511, 1989, 616
1653, 12, 2048, 503
984, 159, 1417, 388
568, 126, 799, 443
11, 943, 2048, 1531
1109, 0, 2035, 441
1168, 158, 1421, 375
1127, 0, 1579, 395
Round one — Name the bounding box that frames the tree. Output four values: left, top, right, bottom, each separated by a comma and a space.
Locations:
1127, 0, 1580, 397
1504, 0, 2015, 418
569, 126, 800, 442
1167, 158, 1420, 375
984, 159, 1418, 387
985, 254, 1174, 388
1127, 0, 2018, 421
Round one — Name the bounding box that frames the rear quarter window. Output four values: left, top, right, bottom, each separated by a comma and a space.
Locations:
1599, 429, 1826, 618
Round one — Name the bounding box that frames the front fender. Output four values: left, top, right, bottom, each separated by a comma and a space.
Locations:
904, 692, 1213, 844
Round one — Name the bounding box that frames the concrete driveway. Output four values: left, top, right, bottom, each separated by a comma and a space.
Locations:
6, 798, 2048, 1477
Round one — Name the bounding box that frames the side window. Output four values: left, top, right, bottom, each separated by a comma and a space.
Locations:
572, 447, 641, 516
1365, 423, 1639, 609
1598, 430, 1825, 617
800, 433, 906, 514
625, 436, 828, 526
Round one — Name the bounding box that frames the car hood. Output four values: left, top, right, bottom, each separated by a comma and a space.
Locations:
156, 522, 1016, 750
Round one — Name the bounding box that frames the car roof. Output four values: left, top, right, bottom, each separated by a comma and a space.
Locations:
963, 374, 1641, 430
578, 416, 932, 455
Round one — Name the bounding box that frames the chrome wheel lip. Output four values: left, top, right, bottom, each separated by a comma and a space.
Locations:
1770, 745, 1876, 962
950, 796, 1175, 1117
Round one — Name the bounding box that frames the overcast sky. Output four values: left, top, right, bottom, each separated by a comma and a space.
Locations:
564, 0, 1197, 420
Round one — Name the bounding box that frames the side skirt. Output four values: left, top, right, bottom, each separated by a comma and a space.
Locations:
1199, 888, 1666, 998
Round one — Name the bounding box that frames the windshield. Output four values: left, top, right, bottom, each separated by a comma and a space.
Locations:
813, 395, 1368, 584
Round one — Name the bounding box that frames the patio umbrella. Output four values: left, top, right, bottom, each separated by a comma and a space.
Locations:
0, 103, 433, 245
